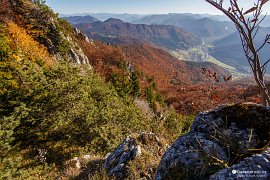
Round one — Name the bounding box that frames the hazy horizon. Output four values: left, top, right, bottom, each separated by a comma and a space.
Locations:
58, 12, 226, 16
45, 0, 270, 15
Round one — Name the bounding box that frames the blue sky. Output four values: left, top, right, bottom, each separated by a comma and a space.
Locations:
46, 0, 270, 15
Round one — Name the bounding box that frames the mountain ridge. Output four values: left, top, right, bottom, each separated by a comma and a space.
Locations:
133, 14, 236, 39
72, 18, 202, 50
63, 15, 100, 24
65, 13, 237, 43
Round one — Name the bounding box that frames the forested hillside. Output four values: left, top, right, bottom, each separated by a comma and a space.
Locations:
74, 18, 201, 50
1, 0, 269, 179
0, 0, 193, 178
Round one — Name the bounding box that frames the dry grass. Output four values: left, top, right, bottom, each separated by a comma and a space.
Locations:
60, 133, 169, 180
60, 154, 108, 179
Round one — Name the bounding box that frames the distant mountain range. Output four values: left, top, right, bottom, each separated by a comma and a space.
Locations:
63, 13, 236, 40
63, 13, 270, 75
62, 13, 270, 28
210, 27, 270, 73
61, 13, 146, 22
63, 15, 99, 24
74, 18, 201, 50
131, 14, 235, 39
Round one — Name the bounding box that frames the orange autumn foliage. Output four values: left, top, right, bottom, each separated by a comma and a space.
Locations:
6, 21, 54, 66
81, 41, 126, 80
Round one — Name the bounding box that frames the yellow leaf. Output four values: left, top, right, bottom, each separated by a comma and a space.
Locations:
6, 21, 54, 67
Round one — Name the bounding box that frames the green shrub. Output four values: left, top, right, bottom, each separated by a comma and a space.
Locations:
0, 19, 195, 178
111, 72, 132, 98
145, 84, 156, 106
130, 71, 141, 98
0, 52, 154, 177
163, 111, 195, 140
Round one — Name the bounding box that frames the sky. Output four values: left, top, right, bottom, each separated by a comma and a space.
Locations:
46, 0, 270, 15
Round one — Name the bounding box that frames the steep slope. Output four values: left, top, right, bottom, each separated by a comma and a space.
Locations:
78, 35, 232, 111
132, 14, 235, 39
120, 45, 247, 114
79, 40, 234, 114
73, 18, 201, 50
0, 1, 161, 178
121, 44, 191, 89
1, 1, 261, 179
121, 44, 228, 90
80, 40, 128, 80
0, 0, 91, 65
210, 27, 270, 73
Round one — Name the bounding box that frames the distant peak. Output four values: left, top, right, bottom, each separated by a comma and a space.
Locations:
84, 15, 96, 18
104, 18, 124, 23
200, 17, 212, 21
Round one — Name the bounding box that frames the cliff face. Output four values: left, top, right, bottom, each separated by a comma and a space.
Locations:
0, 0, 92, 65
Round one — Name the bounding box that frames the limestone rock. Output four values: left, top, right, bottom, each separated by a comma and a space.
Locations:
103, 132, 165, 179
210, 148, 270, 180
61, 28, 91, 66
74, 27, 92, 43
69, 47, 90, 65
155, 132, 229, 180
155, 103, 270, 179
103, 138, 140, 179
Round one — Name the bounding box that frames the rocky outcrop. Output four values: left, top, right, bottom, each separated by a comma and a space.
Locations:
103, 138, 140, 179
210, 148, 270, 180
74, 27, 92, 44
6, 0, 92, 67
156, 103, 270, 179
103, 132, 166, 179
69, 47, 90, 65
67, 28, 92, 65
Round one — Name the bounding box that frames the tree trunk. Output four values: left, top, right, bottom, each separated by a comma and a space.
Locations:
250, 38, 270, 106
254, 59, 270, 106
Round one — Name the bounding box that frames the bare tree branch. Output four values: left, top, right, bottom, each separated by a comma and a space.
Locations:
205, 0, 270, 106
257, 34, 270, 53
262, 58, 270, 69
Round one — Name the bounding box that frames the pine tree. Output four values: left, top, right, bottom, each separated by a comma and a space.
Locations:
130, 71, 141, 98
111, 72, 131, 97
145, 84, 155, 106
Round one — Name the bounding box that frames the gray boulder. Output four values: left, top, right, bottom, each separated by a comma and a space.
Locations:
155, 103, 270, 179
103, 132, 165, 179
210, 148, 270, 180
103, 138, 141, 179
